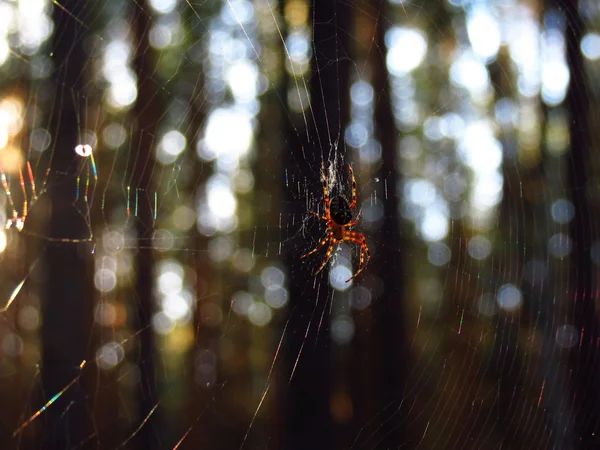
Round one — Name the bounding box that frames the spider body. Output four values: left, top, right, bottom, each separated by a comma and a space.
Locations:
302, 163, 370, 282
329, 196, 352, 226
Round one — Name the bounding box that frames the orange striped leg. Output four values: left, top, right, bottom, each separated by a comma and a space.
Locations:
321, 163, 330, 218
19, 168, 27, 224
26, 161, 37, 201
348, 164, 357, 210
345, 211, 362, 228
309, 210, 328, 221
0, 166, 18, 226
343, 232, 370, 282
301, 233, 332, 259
314, 240, 337, 275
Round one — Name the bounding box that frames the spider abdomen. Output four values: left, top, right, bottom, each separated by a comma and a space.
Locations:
330, 196, 352, 225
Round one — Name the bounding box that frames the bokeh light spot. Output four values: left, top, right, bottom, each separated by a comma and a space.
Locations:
331, 316, 355, 344
555, 324, 579, 349
497, 284, 522, 312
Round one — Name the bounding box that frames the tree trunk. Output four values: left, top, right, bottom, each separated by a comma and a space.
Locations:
41, 1, 94, 448
130, 4, 160, 449
283, 0, 351, 448
564, 1, 600, 447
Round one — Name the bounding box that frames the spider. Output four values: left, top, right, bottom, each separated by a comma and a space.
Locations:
302, 163, 370, 282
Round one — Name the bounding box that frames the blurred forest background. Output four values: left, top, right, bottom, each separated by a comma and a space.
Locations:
0, 0, 600, 449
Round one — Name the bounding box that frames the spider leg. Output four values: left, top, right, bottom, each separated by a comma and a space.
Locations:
26, 161, 37, 202
308, 210, 328, 221
321, 163, 331, 219
342, 231, 370, 282
314, 240, 337, 275
346, 210, 362, 228
19, 167, 28, 224
301, 232, 332, 259
348, 164, 357, 210
0, 166, 19, 227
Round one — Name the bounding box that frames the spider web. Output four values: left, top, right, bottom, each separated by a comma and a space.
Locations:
0, 0, 599, 449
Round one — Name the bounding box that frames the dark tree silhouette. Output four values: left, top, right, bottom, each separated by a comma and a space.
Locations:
564, 1, 600, 447
370, 2, 409, 446
130, 3, 160, 449
282, 0, 351, 448
40, 0, 95, 448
